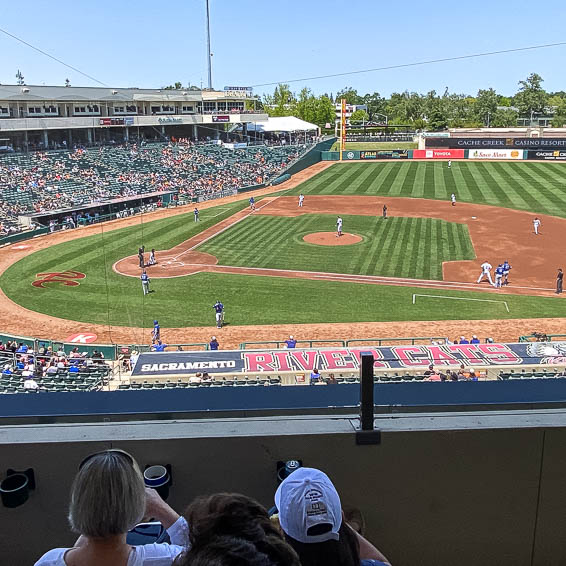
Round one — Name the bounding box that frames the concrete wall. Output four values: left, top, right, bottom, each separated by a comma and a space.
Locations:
2, 411, 566, 565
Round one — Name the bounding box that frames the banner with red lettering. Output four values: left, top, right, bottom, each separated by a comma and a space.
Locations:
131, 342, 566, 376
412, 149, 465, 159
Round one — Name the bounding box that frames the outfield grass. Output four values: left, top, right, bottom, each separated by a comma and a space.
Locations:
329, 141, 417, 151
287, 161, 566, 218
200, 215, 474, 280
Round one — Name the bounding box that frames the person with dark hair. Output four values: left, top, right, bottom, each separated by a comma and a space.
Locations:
176, 493, 299, 566
174, 535, 279, 566
274, 467, 391, 566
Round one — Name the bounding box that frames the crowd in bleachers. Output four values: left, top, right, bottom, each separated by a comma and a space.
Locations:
0, 342, 111, 393
34, 451, 391, 566
0, 140, 310, 234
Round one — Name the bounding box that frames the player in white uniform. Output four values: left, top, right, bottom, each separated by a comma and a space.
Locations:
451, 193, 456, 206
477, 261, 495, 286
298, 194, 305, 207
336, 216, 343, 237
448, 160, 452, 168
533, 217, 541, 235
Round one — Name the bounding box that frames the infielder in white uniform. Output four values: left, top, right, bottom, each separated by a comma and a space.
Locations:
298, 193, 305, 207
477, 261, 495, 286
451, 193, 456, 206
533, 217, 541, 235
336, 216, 343, 237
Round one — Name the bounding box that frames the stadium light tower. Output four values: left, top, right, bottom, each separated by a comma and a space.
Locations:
205, 0, 213, 89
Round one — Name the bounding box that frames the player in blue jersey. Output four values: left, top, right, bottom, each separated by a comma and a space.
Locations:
249, 196, 256, 211
152, 320, 160, 344
213, 300, 224, 328
502, 260, 511, 286
494, 264, 504, 288
140, 270, 150, 295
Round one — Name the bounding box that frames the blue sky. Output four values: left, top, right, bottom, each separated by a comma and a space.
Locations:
1, 0, 565, 98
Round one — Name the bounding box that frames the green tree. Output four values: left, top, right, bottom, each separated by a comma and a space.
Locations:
514, 73, 548, 119
551, 99, 566, 127
350, 109, 369, 123
314, 95, 335, 126
263, 83, 297, 117
163, 82, 183, 90
295, 87, 318, 123
475, 88, 498, 126
336, 87, 363, 105
491, 108, 518, 127
362, 92, 386, 121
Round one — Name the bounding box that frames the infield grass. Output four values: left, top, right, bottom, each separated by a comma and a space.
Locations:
200, 214, 474, 280
287, 161, 566, 218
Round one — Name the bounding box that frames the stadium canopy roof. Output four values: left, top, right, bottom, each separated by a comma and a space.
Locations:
241, 116, 318, 132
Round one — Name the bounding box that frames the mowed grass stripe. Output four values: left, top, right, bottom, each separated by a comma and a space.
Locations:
513, 164, 566, 210
410, 162, 427, 198
481, 163, 530, 210
407, 218, 428, 279
387, 217, 412, 276
495, 164, 550, 213
357, 218, 390, 274
365, 217, 406, 276
389, 162, 413, 196
423, 163, 436, 200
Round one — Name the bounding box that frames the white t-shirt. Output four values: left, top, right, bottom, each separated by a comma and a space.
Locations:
481, 262, 492, 273
34, 517, 188, 566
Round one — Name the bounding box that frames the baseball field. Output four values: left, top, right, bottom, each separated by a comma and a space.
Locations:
0, 160, 565, 345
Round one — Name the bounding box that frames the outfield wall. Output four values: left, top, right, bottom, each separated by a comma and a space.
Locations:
320, 148, 566, 160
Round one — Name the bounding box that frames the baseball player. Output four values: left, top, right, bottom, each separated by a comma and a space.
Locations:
451, 193, 456, 206
141, 270, 150, 295
298, 193, 305, 207
138, 247, 145, 268
533, 217, 541, 235
494, 264, 504, 288
502, 260, 511, 285
556, 268, 563, 294
194, 207, 199, 221
148, 248, 156, 266
152, 320, 160, 344
249, 196, 256, 211
448, 160, 452, 168
382, 204, 388, 219
213, 300, 224, 328
336, 216, 343, 237
477, 261, 495, 286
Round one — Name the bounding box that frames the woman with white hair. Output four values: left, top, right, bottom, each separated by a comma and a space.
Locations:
34, 449, 188, 566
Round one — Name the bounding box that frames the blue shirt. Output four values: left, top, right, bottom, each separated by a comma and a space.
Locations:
459, 339, 470, 344
285, 339, 297, 348
310, 372, 320, 384
503, 261, 510, 272
141, 273, 149, 283
471, 338, 480, 344
249, 197, 255, 204
209, 340, 219, 350
495, 266, 504, 276
214, 302, 224, 313
153, 343, 167, 352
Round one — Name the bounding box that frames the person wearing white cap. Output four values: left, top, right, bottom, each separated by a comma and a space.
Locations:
285, 335, 297, 348
274, 467, 391, 566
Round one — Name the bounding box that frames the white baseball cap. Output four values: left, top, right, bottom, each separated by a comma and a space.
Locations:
275, 467, 342, 543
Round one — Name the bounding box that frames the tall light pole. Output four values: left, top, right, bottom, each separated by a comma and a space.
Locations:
205, 0, 213, 89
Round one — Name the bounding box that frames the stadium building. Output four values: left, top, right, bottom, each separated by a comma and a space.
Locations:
0, 84, 267, 150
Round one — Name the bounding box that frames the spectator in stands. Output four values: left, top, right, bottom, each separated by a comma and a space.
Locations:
459, 336, 469, 345
2, 364, 12, 376
209, 336, 219, 351
174, 535, 289, 566
23, 375, 39, 390
34, 449, 188, 566
274, 467, 391, 566
285, 335, 297, 348
327, 373, 338, 385
175, 493, 299, 566
471, 335, 480, 344
309, 368, 322, 385
152, 340, 168, 352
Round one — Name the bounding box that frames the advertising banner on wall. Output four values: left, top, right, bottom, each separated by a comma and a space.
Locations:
468, 149, 524, 160
427, 137, 566, 149
131, 342, 566, 376
527, 150, 566, 161
212, 115, 230, 123
360, 150, 409, 159
412, 149, 465, 159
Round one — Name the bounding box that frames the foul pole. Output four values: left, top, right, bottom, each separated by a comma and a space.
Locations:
340, 98, 347, 161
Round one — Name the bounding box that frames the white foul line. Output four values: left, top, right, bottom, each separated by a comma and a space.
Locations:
412, 293, 510, 312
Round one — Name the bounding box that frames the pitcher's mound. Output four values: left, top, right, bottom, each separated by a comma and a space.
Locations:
303, 232, 363, 246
